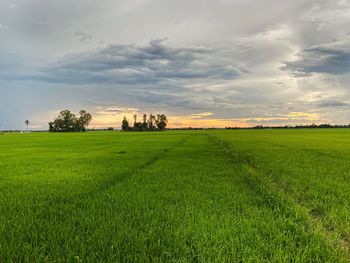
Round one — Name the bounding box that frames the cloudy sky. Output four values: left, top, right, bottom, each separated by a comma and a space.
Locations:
1, 0, 350, 130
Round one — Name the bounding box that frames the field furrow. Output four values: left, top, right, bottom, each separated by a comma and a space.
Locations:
207, 133, 350, 260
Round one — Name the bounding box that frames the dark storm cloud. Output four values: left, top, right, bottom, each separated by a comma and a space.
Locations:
21, 39, 243, 85
281, 39, 350, 76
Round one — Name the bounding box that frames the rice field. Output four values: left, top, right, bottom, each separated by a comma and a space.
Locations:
1, 129, 350, 262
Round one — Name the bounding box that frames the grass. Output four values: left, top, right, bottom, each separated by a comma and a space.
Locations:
1, 129, 350, 262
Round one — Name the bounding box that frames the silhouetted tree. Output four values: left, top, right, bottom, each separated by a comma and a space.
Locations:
148, 114, 156, 130
122, 116, 130, 131
156, 114, 168, 130
142, 114, 148, 130
134, 122, 143, 131
133, 114, 137, 126
121, 113, 168, 132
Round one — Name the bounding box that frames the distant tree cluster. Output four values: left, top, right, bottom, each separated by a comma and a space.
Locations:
122, 114, 168, 131
225, 123, 350, 130
49, 110, 92, 132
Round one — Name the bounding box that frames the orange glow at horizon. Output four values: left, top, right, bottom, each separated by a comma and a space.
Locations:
89, 112, 249, 129
88, 110, 324, 129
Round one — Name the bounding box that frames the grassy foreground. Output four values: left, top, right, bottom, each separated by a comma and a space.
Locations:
1, 129, 350, 262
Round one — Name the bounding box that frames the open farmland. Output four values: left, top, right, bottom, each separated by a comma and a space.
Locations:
1, 129, 350, 262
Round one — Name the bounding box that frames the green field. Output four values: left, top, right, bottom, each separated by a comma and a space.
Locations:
1, 129, 350, 262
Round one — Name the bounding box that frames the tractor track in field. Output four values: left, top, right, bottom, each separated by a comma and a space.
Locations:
206, 133, 350, 260
36, 136, 191, 212
68, 136, 190, 202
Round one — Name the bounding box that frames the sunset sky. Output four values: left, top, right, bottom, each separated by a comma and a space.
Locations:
1, 0, 350, 130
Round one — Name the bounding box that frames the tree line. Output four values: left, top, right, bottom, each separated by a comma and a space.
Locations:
122, 114, 168, 131
49, 110, 92, 132
225, 123, 350, 129
47, 110, 167, 132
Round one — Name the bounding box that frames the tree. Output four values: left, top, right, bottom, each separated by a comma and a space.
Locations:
58, 110, 78, 132
131, 113, 145, 131
121, 113, 168, 132
78, 110, 92, 132
133, 114, 137, 126
156, 114, 168, 130
48, 110, 92, 132
134, 122, 143, 131
49, 122, 54, 132
148, 114, 156, 130
142, 114, 148, 130
25, 120, 30, 131
121, 116, 130, 131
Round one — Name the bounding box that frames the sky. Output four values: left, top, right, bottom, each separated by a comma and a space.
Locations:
1, 0, 350, 130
